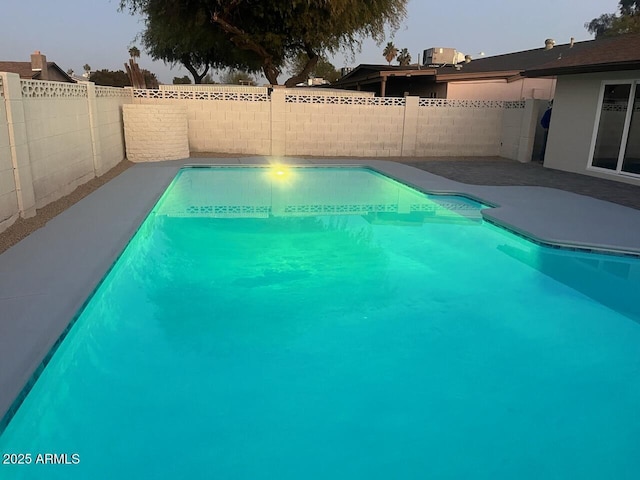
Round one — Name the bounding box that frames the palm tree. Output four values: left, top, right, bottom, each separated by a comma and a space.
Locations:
382, 42, 398, 65
83, 64, 91, 78
129, 46, 141, 60
397, 48, 411, 66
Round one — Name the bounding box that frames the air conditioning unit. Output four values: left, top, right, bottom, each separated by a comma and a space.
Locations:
423, 47, 458, 66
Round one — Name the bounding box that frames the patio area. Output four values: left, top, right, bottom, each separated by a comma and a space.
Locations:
2, 156, 640, 425
404, 157, 640, 211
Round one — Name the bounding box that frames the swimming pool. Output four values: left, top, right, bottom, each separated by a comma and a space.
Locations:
1, 166, 639, 479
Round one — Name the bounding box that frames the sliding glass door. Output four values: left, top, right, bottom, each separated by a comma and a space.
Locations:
590, 81, 640, 176
621, 85, 640, 174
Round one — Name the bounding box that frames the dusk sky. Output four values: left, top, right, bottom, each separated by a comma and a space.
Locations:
0, 0, 616, 84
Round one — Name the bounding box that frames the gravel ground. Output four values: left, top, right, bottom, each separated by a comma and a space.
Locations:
0, 160, 132, 255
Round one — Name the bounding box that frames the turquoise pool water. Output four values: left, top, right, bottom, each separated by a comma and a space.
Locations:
1, 166, 639, 479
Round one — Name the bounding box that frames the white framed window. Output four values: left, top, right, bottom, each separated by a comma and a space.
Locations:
588, 80, 640, 176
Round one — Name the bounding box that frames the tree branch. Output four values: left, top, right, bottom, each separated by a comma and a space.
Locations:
284, 44, 319, 88
211, 11, 280, 84
181, 55, 208, 84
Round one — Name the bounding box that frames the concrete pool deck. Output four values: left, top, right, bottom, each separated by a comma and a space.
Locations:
2, 156, 640, 424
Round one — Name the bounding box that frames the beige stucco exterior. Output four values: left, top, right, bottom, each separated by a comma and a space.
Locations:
446, 77, 556, 101
545, 70, 640, 186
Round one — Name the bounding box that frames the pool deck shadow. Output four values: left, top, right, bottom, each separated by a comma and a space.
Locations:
2, 156, 640, 424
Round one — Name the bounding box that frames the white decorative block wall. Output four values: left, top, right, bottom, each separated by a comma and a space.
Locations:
20, 83, 94, 208
0, 76, 132, 232
132, 89, 271, 155
416, 99, 505, 157
95, 86, 131, 172
0, 77, 19, 232
123, 104, 189, 162
282, 94, 405, 157
131, 90, 527, 160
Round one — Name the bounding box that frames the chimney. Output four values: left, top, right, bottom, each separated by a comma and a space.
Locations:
570, 37, 575, 48
31, 50, 48, 80
544, 39, 555, 50
464, 55, 472, 63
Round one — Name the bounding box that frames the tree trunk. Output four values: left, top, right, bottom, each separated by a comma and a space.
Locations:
181, 57, 208, 84
284, 46, 318, 88
263, 64, 279, 86
124, 59, 146, 89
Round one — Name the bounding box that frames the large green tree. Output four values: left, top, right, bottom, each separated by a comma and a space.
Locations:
221, 69, 256, 85
121, 0, 407, 86
173, 75, 192, 84
90, 69, 130, 87
90, 68, 159, 88
136, 2, 261, 84
586, 0, 640, 37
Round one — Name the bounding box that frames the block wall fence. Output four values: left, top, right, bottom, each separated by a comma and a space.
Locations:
129, 88, 538, 160
0, 73, 131, 233
0, 78, 539, 234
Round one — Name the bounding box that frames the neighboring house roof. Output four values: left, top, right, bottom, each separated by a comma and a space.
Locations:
70, 73, 90, 83
524, 33, 640, 77
0, 61, 75, 82
332, 64, 437, 89
441, 40, 595, 78
332, 39, 596, 90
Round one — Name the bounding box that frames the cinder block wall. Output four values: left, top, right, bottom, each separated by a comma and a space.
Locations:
500, 102, 526, 159
0, 78, 18, 232
193, 100, 270, 154
130, 89, 529, 160
416, 100, 504, 156
134, 93, 271, 155
0, 73, 131, 233
95, 87, 132, 172
500, 100, 543, 163
21, 82, 95, 208
283, 99, 405, 157
123, 104, 189, 162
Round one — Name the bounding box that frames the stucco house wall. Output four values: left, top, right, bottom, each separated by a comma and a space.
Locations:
446, 78, 556, 101
545, 70, 640, 186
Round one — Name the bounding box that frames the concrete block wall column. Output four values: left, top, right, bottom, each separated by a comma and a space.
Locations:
85, 82, 105, 176
516, 99, 541, 163
271, 88, 285, 156
401, 96, 419, 157
0, 73, 36, 219
122, 104, 189, 162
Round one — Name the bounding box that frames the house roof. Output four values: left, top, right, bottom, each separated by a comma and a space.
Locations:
524, 33, 640, 77
330, 64, 438, 89
332, 39, 598, 89
0, 61, 75, 82
444, 39, 595, 76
